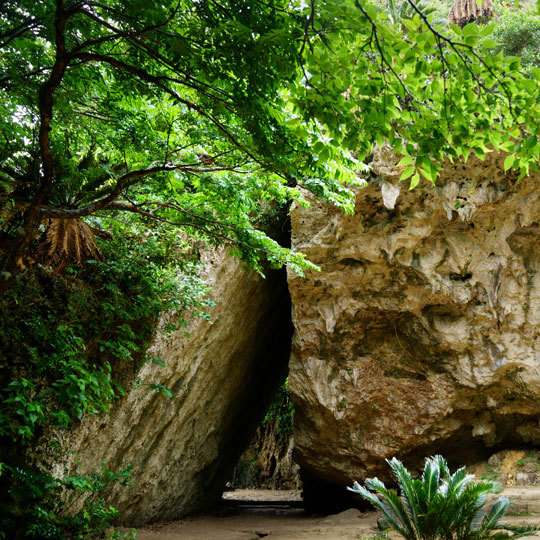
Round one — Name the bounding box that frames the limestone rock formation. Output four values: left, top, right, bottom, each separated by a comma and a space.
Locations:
230, 422, 301, 490
287, 148, 540, 504
52, 249, 292, 525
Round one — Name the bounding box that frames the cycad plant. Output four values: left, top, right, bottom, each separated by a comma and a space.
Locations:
348, 455, 538, 540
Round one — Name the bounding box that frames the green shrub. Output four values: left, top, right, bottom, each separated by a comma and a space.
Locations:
0, 226, 213, 538
349, 455, 538, 540
0, 462, 137, 539
491, 6, 540, 76
0, 231, 211, 443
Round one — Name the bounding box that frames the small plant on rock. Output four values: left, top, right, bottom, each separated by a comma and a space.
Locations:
349, 455, 538, 540
480, 464, 501, 483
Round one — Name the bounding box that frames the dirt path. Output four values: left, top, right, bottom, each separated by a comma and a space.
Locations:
134, 508, 378, 540
133, 488, 540, 540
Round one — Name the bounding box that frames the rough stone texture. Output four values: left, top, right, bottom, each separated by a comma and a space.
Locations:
55, 249, 292, 525
229, 422, 301, 490
287, 147, 540, 499
470, 449, 540, 487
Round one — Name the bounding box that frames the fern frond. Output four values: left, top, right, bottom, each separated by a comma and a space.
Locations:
470, 507, 485, 531
349, 481, 410, 537
433, 455, 451, 482
443, 467, 475, 498
36, 218, 106, 271
388, 458, 424, 537
422, 457, 440, 503
359, 477, 417, 539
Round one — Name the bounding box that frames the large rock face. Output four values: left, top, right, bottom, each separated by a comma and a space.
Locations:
288, 149, 540, 503
55, 250, 291, 525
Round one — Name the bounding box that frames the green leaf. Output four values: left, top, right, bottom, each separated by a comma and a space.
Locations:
400, 166, 415, 180
462, 23, 479, 37
397, 156, 415, 167
422, 458, 440, 503
504, 155, 515, 172
482, 39, 500, 48
420, 167, 433, 182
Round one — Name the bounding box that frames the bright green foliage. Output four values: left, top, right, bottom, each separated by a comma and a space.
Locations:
490, 5, 540, 77
2, 0, 540, 282
292, 1, 540, 188
0, 0, 355, 279
262, 379, 294, 435
349, 455, 539, 540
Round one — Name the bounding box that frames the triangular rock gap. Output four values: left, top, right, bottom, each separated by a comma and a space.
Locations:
41, 248, 293, 526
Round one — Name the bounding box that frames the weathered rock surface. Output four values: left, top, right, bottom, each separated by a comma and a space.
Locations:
230, 421, 301, 490
56, 250, 292, 525
470, 448, 540, 487
229, 383, 300, 490
287, 148, 540, 500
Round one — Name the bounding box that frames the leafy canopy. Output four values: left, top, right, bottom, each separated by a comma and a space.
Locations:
1, 0, 540, 285
292, 0, 540, 188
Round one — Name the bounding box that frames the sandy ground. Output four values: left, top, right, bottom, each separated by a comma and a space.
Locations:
133, 488, 540, 540
134, 508, 378, 540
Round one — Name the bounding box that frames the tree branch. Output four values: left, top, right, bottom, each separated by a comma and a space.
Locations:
0, 15, 44, 48
70, 51, 273, 173
103, 201, 265, 253
39, 160, 256, 219
1, 0, 76, 285
72, 5, 177, 53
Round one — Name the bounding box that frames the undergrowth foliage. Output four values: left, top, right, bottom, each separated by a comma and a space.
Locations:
0, 226, 212, 538
4, 464, 136, 540
262, 379, 294, 436
491, 5, 540, 77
